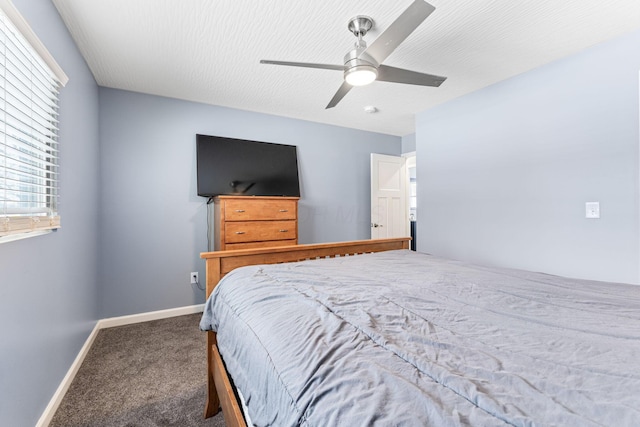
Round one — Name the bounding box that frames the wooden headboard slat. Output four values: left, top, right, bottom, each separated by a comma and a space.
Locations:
201, 237, 411, 298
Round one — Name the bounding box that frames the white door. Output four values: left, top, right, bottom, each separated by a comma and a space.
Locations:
370, 153, 408, 239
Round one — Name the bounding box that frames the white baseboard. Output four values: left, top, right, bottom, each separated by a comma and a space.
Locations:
35, 304, 205, 427
98, 304, 205, 329
35, 322, 100, 427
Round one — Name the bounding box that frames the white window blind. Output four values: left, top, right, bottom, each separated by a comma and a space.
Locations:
0, 0, 67, 239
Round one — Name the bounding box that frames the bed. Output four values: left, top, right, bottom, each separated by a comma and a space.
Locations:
200, 238, 640, 426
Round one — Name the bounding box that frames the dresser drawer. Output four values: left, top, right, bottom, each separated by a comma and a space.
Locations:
224, 199, 296, 221
225, 239, 297, 250
225, 220, 297, 243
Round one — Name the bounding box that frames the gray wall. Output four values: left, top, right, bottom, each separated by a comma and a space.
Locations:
98, 88, 401, 318
402, 133, 416, 154
0, 1, 100, 426
416, 29, 640, 285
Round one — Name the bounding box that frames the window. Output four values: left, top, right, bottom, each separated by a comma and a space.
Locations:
0, 0, 67, 241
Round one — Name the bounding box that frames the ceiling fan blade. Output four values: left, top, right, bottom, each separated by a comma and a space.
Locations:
260, 60, 343, 71
377, 65, 446, 87
326, 82, 353, 109
361, 0, 435, 65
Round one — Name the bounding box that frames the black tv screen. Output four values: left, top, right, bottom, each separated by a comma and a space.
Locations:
196, 134, 300, 198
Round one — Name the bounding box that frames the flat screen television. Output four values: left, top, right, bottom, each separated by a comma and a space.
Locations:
196, 134, 300, 198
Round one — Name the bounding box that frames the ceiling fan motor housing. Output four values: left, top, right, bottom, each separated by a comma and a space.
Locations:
343, 48, 378, 85
344, 16, 379, 86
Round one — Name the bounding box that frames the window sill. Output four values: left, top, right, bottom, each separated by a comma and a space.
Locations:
0, 229, 54, 244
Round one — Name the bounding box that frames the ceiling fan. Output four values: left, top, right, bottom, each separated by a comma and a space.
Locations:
260, 0, 446, 109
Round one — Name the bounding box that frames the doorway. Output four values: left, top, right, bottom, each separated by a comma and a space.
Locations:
370, 153, 408, 239
405, 153, 417, 250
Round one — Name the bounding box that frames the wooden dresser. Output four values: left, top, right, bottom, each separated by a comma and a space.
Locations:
213, 196, 299, 250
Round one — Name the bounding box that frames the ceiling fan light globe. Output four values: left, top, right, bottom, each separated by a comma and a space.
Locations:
345, 66, 378, 86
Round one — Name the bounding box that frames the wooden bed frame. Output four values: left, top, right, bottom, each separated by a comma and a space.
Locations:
200, 237, 411, 426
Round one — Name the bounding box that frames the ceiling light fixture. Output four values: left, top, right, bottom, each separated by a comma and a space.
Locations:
364, 105, 378, 113
345, 65, 378, 86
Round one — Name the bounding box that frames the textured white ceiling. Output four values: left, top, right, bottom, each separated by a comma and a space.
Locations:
52, 0, 640, 136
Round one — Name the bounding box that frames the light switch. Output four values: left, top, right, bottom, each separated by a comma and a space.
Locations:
585, 202, 600, 219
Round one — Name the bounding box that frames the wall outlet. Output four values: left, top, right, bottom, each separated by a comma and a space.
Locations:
190, 272, 198, 284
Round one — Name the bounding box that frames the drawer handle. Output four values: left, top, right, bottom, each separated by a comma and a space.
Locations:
279, 209, 288, 212
235, 231, 246, 235
235, 209, 245, 213
279, 229, 288, 233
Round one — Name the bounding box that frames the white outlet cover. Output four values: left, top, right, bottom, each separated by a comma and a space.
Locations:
585, 202, 600, 219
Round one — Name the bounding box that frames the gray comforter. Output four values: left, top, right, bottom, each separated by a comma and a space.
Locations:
200, 250, 640, 426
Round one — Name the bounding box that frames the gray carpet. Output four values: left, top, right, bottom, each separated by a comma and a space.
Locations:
50, 313, 226, 427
